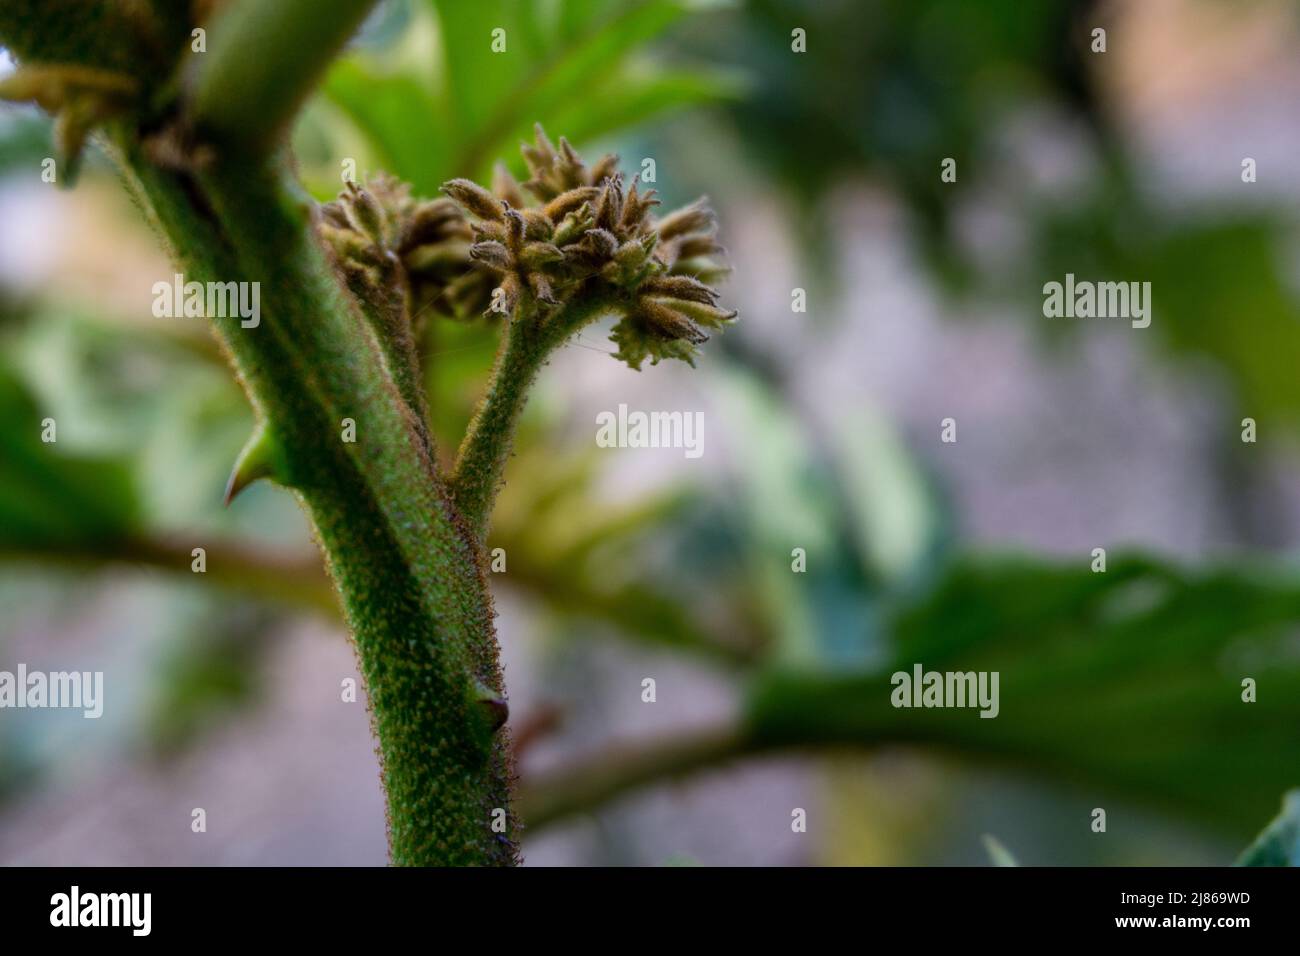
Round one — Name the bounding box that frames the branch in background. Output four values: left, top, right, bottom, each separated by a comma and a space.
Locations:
518, 721, 753, 829
0, 536, 335, 616
509, 703, 565, 760
1, 525, 757, 671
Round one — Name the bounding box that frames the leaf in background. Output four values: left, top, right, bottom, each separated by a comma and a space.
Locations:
824, 403, 946, 589
488, 442, 755, 663
1141, 218, 1300, 426
0, 363, 139, 549
749, 555, 1300, 834
707, 364, 852, 666
1236, 790, 1300, 866
147, 601, 277, 755
0, 111, 52, 176
428, 0, 551, 140
319, 0, 740, 192
1035, 206, 1300, 428
704, 362, 945, 668
544, 65, 746, 152
444, 0, 712, 179
679, 0, 1093, 267
322, 60, 449, 195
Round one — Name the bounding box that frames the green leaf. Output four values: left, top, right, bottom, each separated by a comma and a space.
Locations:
444, 0, 694, 178
1142, 218, 1300, 425
545, 65, 746, 148
322, 59, 450, 194
707, 366, 849, 666
0, 363, 140, 549
428, 0, 546, 139
147, 602, 276, 755
1236, 790, 1300, 866
703, 364, 945, 668
749, 555, 1300, 834
322, 0, 735, 190
558, 0, 618, 42
1036, 211, 1300, 427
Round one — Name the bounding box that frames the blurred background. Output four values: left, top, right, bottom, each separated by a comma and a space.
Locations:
4, 0, 1300, 865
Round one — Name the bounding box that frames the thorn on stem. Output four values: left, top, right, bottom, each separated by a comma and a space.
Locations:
223, 422, 280, 506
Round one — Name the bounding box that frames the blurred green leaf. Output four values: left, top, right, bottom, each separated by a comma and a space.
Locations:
1139, 219, 1300, 426
1236, 790, 1300, 866
707, 365, 857, 666
825, 403, 946, 589
1035, 206, 1300, 427
543, 65, 746, 152
685, 0, 1094, 267
705, 361, 946, 668
147, 602, 275, 755
490, 443, 756, 663
431, 0, 686, 175
322, 60, 449, 194
0, 363, 140, 548
750, 555, 1300, 834
320, 0, 739, 191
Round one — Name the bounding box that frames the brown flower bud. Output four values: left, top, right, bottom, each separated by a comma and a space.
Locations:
469, 241, 512, 273
443, 178, 505, 221
655, 199, 715, 242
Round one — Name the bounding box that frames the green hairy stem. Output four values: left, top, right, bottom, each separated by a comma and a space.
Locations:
452, 293, 617, 540
189, 0, 377, 154
124, 155, 516, 865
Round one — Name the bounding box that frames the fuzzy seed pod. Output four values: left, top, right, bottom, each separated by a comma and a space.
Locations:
432, 124, 733, 363
442, 178, 504, 221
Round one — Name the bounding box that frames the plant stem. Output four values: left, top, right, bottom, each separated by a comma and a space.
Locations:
189, 0, 379, 154
518, 722, 753, 828
3, 0, 517, 865
452, 293, 616, 540
120, 149, 516, 865
518, 672, 904, 830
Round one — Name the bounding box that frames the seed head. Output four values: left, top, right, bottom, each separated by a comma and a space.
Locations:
437, 125, 735, 366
